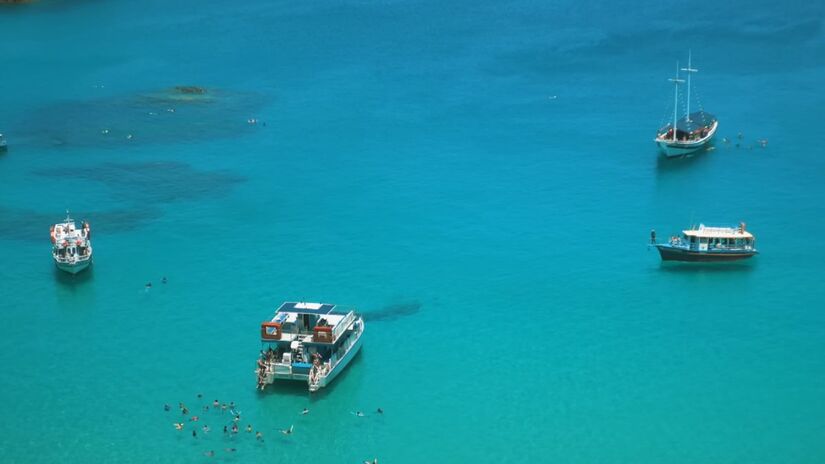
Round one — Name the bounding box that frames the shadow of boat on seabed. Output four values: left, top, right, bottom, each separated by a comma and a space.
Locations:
361, 302, 421, 322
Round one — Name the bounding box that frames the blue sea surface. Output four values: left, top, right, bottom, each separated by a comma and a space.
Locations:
1, 1, 825, 462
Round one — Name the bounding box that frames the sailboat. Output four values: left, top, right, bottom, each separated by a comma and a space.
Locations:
655, 52, 718, 157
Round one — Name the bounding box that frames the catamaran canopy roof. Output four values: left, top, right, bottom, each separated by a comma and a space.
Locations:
276, 302, 342, 316
683, 224, 753, 239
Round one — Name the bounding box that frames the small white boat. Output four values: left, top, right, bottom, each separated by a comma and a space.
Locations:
51, 212, 93, 274
256, 302, 364, 392
655, 52, 718, 157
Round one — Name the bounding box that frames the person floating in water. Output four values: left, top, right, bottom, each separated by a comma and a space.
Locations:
246, 425, 253, 433
173, 423, 184, 430
256, 431, 263, 441
213, 400, 220, 408
145, 282, 152, 290
192, 430, 197, 438
376, 408, 383, 414
352, 411, 365, 417
203, 450, 215, 458
162, 276, 168, 284
163, 404, 171, 412
279, 425, 294, 435
301, 408, 309, 415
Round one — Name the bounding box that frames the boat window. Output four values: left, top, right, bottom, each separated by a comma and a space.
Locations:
689, 236, 696, 243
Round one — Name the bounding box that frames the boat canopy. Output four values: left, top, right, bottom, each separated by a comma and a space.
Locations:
683, 224, 753, 239
660, 111, 717, 133
277, 302, 339, 315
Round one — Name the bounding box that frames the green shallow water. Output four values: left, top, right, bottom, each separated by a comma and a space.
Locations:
1, 1, 825, 463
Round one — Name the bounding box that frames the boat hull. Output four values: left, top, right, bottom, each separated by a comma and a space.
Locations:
314, 329, 363, 391
55, 258, 92, 274
656, 245, 756, 262
656, 120, 718, 157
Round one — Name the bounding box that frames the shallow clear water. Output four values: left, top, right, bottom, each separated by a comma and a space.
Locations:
1, 1, 825, 463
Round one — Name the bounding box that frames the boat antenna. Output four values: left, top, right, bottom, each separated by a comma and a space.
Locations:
668, 61, 684, 142
680, 50, 698, 122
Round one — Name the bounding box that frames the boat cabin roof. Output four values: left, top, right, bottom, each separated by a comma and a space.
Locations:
661, 111, 717, 133
271, 302, 351, 328
276, 301, 342, 316
683, 224, 753, 239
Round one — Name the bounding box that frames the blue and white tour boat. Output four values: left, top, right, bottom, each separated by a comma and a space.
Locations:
50, 212, 93, 274
651, 222, 758, 262
655, 52, 718, 157
256, 302, 364, 392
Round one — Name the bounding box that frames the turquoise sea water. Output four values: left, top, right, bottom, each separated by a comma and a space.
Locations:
2, 1, 825, 462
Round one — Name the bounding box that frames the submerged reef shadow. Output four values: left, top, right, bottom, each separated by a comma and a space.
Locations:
0, 206, 162, 242
361, 301, 421, 323
14, 86, 268, 149
33, 161, 246, 204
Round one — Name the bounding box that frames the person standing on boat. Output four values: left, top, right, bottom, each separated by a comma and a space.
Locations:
650, 229, 656, 244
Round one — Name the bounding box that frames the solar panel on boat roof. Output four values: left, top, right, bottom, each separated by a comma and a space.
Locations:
277, 302, 336, 315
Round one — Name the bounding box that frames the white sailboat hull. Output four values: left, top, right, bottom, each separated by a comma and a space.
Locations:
656, 120, 718, 157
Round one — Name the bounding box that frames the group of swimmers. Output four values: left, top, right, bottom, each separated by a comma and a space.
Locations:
167, 393, 385, 458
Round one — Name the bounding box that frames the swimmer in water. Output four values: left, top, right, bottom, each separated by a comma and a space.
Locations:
164, 404, 171, 412
145, 282, 152, 291
162, 276, 167, 284
197, 393, 202, 399
223, 425, 228, 434
256, 431, 263, 441
203, 450, 215, 457
173, 423, 184, 430
279, 425, 294, 435
376, 408, 383, 414
192, 430, 197, 438
246, 425, 253, 433
231, 424, 238, 434
213, 400, 220, 408
352, 411, 365, 417
189, 416, 199, 422
301, 408, 309, 415
202, 425, 210, 433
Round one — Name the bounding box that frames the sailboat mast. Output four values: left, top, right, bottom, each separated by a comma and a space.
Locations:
669, 61, 684, 142
681, 50, 698, 122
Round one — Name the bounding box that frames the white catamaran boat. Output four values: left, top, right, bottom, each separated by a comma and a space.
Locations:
256, 302, 364, 392
50, 212, 93, 274
655, 52, 718, 157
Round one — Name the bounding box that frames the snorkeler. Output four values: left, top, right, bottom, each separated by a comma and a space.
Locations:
256, 431, 263, 441
279, 425, 294, 435
376, 408, 383, 414
173, 423, 184, 430
352, 411, 365, 417
163, 404, 170, 412
301, 408, 309, 415
246, 425, 253, 433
